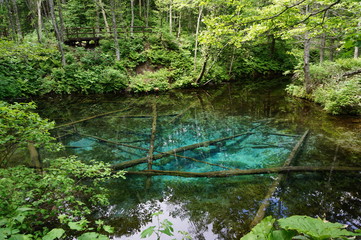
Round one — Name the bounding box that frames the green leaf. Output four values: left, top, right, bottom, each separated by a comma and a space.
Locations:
14, 215, 25, 224
278, 216, 361, 239
9, 234, 32, 240
68, 221, 85, 231
160, 227, 174, 236
241, 216, 275, 240
78, 232, 109, 240
16, 207, 33, 213
140, 226, 156, 238
42, 228, 65, 240
103, 225, 114, 233
269, 230, 295, 240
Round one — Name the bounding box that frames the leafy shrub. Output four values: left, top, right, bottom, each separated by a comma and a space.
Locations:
0, 40, 58, 98
288, 58, 361, 115
313, 77, 361, 115
129, 69, 172, 92
242, 215, 361, 240
0, 156, 125, 239
0, 101, 60, 167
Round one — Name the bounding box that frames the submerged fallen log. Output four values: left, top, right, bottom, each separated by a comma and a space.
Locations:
112, 132, 253, 170
147, 102, 158, 170
124, 166, 361, 177
251, 129, 309, 227
54, 107, 131, 129
80, 133, 233, 170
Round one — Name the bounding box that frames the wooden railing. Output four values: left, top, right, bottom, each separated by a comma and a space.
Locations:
65, 26, 153, 41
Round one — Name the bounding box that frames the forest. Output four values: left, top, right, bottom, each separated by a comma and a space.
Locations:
0, 0, 361, 239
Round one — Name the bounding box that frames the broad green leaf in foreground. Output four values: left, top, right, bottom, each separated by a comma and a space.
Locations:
278, 215, 361, 240
241, 216, 275, 240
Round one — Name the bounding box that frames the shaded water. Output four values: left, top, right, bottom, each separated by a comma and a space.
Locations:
36, 80, 361, 239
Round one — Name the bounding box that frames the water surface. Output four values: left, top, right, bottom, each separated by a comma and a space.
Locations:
36, 80, 361, 239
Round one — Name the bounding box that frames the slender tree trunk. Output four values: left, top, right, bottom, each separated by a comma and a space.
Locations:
177, 11, 181, 38
354, 20, 360, 59
130, 0, 134, 36
36, 0, 42, 43
169, 0, 172, 34
56, 0, 65, 42
11, 0, 22, 41
100, 0, 111, 33
320, 32, 325, 63
5, 0, 17, 41
329, 38, 334, 61
303, 5, 311, 94
111, 0, 120, 61
139, 0, 142, 18
145, 0, 149, 27
49, 0, 66, 66
194, 5, 203, 71
229, 46, 236, 75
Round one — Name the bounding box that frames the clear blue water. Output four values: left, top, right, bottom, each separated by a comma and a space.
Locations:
37, 81, 361, 239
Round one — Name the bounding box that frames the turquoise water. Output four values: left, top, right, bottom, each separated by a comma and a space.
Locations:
37, 81, 361, 239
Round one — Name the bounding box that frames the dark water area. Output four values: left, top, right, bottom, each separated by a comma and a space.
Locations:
35, 80, 361, 239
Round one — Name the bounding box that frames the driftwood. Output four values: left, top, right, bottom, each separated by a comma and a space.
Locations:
54, 107, 131, 129
112, 132, 253, 170
168, 106, 193, 124
104, 114, 177, 119
263, 132, 299, 137
28, 142, 41, 172
342, 69, 361, 78
148, 102, 157, 170
250, 130, 309, 227
124, 166, 361, 177
79, 133, 148, 151
79, 133, 233, 170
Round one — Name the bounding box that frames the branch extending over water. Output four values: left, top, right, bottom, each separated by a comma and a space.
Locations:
124, 166, 361, 177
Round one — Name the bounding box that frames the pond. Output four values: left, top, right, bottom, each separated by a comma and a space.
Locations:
36, 79, 361, 240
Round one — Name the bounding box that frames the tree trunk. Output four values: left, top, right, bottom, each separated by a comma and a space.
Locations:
28, 142, 42, 172
145, 0, 149, 27
11, 0, 22, 41
329, 38, 334, 61
169, 0, 172, 34
125, 166, 361, 178
130, 0, 134, 36
320, 33, 326, 63
303, 6, 312, 94
139, 0, 142, 18
147, 102, 157, 170
36, 0, 42, 43
5, 0, 17, 41
194, 5, 203, 71
112, 132, 253, 170
49, 0, 66, 66
177, 11, 181, 38
111, 0, 120, 61
354, 20, 360, 59
250, 130, 309, 227
56, 0, 65, 42
98, 0, 111, 33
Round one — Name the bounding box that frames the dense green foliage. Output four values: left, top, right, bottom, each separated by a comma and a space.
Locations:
0, 101, 60, 166
242, 216, 361, 240
0, 156, 125, 239
1, 0, 360, 115
287, 58, 361, 115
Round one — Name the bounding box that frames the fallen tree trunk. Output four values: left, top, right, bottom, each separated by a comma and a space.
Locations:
251, 129, 309, 227
342, 68, 361, 78
80, 133, 233, 170
124, 166, 361, 177
147, 102, 157, 170
112, 132, 253, 170
54, 107, 131, 129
